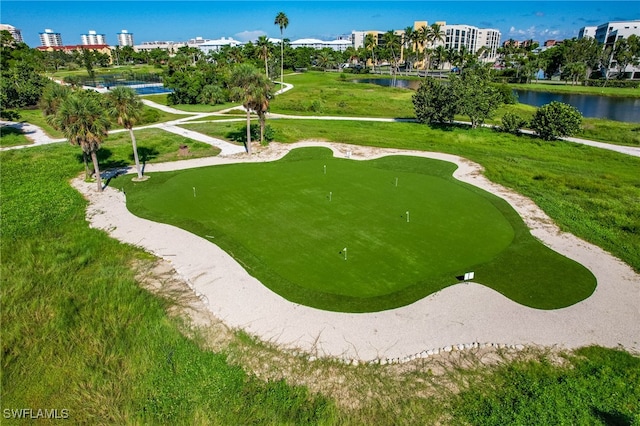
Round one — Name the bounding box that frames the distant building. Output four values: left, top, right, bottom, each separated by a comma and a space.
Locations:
196, 37, 242, 54
351, 30, 385, 49
81, 30, 106, 46
39, 29, 63, 47
134, 41, 184, 54
578, 26, 597, 39
36, 44, 112, 63
543, 40, 560, 47
290, 38, 351, 52
0, 24, 23, 42
117, 30, 134, 47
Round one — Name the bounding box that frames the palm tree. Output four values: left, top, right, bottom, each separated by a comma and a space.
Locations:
382, 31, 401, 75
39, 82, 71, 116
256, 35, 272, 78
106, 86, 145, 180
416, 26, 428, 70
229, 63, 273, 154
364, 33, 377, 72
274, 12, 289, 87
48, 91, 111, 192
402, 26, 415, 70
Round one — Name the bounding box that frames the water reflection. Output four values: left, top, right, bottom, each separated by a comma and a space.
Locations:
352, 78, 640, 123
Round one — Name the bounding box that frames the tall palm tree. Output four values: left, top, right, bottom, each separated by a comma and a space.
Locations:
274, 12, 289, 87
106, 86, 145, 180
48, 91, 111, 192
39, 82, 71, 116
402, 26, 415, 69
364, 33, 377, 72
256, 35, 272, 78
229, 63, 273, 154
416, 26, 428, 70
382, 31, 401, 75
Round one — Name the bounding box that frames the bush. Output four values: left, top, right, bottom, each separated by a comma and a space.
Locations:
494, 83, 518, 104
412, 77, 457, 124
586, 79, 640, 88
230, 124, 275, 143
500, 112, 527, 135
530, 101, 583, 141
139, 108, 160, 125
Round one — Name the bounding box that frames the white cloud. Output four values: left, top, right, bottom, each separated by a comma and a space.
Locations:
234, 30, 267, 42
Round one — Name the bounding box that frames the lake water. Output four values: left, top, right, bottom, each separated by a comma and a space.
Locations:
513, 90, 640, 123
352, 78, 640, 123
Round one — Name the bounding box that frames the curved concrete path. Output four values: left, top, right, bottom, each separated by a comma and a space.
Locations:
73, 141, 640, 362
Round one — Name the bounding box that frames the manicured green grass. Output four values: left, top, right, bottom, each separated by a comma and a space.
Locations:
182, 119, 640, 274
16, 105, 185, 140
0, 126, 32, 147
270, 72, 415, 118
121, 147, 594, 312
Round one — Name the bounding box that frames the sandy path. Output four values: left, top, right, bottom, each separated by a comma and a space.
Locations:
73, 141, 640, 362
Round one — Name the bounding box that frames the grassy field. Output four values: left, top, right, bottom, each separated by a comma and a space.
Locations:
143, 93, 239, 113
122, 147, 594, 312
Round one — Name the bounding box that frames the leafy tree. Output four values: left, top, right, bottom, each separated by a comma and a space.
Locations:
0, 34, 49, 113
199, 84, 227, 105
612, 35, 640, 79
451, 66, 502, 128
274, 11, 289, 85
500, 112, 527, 135
412, 77, 457, 124
106, 87, 145, 180
48, 90, 111, 191
530, 101, 582, 140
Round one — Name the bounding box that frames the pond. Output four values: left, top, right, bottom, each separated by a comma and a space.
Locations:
513, 90, 640, 123
352, 78, 640, 123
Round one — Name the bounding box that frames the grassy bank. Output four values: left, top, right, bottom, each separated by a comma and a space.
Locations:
509, 81, 640, 98
0, 126, 32, 148
181, 119, 640, 273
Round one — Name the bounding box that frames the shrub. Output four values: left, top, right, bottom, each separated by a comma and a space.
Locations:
412, 77, 457, 124
530, 101, 583, 141
139, 108, 160, 125
500, 112, 527, 135
494, 83, 518, 104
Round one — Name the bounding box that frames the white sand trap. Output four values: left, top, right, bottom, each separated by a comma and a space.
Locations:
72, 142, 640, 361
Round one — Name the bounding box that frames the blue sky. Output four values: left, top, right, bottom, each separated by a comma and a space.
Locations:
3, 1, 639, 47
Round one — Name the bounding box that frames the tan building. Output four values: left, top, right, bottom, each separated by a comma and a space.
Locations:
36, 44, 113, 63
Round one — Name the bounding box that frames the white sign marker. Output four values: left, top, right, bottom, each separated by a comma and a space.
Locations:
193, 186, 196, 197
406, 211, 410, 223
344, 247, 347, 261
464, 272, 475, 281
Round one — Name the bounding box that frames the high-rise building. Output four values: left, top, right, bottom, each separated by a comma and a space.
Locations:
81, 30, 106, 45
0, 24, 23, 42
578, 26, 597, 39
39, 29, 63, 47
117, 30, 134, 47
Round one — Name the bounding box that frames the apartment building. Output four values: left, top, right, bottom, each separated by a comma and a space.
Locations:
0, 24, 23, 43
39, 29, 63, 47
117, 30, 134, 47
81, 30, 106, 45
290, 38, 352, 52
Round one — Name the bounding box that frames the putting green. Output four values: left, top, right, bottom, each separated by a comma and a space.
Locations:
122, 147, 596, 312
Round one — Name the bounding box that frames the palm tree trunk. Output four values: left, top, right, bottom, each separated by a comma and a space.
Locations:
129, 128, 143, 179
280, 32, 284, 86
90, 150, 103, 192
245, 108, 252, 155
259, 113, 265, 144
83, 151, 91, 179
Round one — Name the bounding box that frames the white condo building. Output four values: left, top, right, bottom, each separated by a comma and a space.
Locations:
81, 30, 106, 45
0, 24, 23, 42
39, 29, 63, 47
593, 20, 640, 47
197, 37, 242, 54
290, 38, 352, 51
117, 30, 134, 47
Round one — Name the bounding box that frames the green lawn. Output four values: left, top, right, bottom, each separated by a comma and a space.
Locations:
0, 126, 32, 147
181, 119, 640, 274
121, 147, 595, 312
